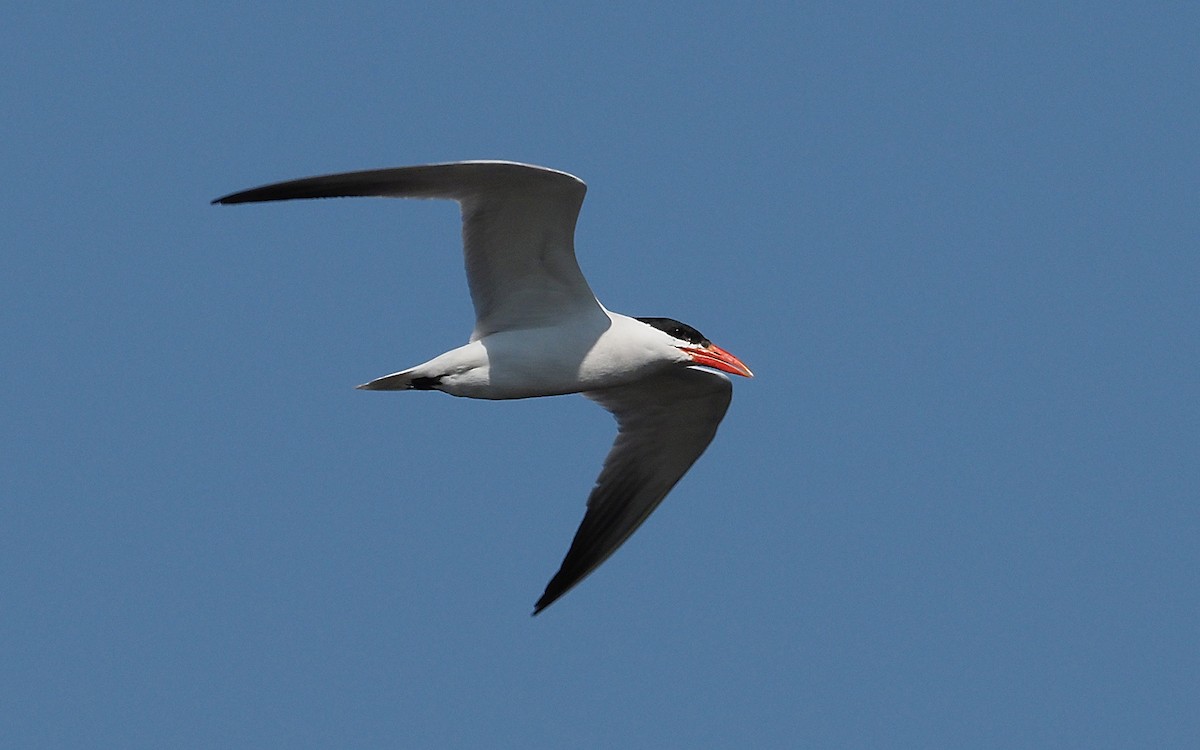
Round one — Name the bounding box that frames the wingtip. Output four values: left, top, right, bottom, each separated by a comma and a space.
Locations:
532, 585, 565, 615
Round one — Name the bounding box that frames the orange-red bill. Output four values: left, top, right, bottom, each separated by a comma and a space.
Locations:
682, 344, 754, 378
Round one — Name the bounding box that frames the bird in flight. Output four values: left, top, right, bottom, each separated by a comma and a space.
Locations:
213, 161, 753, 614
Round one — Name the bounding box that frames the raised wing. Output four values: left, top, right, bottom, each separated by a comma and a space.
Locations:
534, 367, 734, 614
213, 161, 605, 338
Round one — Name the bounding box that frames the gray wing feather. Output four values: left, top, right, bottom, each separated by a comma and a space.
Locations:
213, 161, 603, 338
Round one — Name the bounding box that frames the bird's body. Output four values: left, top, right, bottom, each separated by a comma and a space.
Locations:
364, 310, 688, 399
213, 161, 752, 613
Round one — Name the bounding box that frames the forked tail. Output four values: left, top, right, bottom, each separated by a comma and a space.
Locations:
356, 370, 441, 391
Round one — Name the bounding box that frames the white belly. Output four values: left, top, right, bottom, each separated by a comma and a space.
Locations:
426, 313, 678, 400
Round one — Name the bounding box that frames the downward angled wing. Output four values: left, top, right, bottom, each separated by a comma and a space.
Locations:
212, 161, 605, 338
534, 367, 734, 614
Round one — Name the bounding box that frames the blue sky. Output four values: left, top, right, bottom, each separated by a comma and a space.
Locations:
3, 2, 1197, 747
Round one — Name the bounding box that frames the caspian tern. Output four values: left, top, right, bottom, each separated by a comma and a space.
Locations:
213, 161, 753, 614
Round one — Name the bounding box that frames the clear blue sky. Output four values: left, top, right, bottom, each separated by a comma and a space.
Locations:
3, 3, 1197, 747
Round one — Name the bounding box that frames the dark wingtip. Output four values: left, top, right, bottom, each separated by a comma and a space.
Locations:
211, 191, 257, 205
532, 577, 570, 615
211, 192, 244, 205
532, 582, 566, 615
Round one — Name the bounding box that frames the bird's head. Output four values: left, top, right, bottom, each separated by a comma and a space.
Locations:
636, 317, 754, 378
